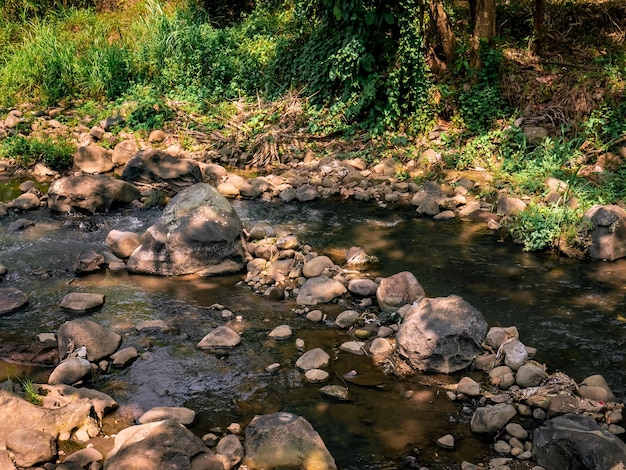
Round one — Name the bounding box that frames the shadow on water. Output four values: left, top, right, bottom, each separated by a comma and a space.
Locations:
1, 197, 626, 467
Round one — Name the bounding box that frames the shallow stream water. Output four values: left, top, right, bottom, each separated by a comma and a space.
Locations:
1, 195, 626, 468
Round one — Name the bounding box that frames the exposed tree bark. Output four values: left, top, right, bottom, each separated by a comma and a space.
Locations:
470, 0, 496, 68
428, 0, 457, 68
532, 0, 545, 55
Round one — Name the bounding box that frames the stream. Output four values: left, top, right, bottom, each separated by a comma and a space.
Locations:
1, 195, 626, 469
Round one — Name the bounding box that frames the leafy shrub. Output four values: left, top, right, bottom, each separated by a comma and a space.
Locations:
504, 202, 580, 252
0, 135, 75, 169
123, 86, 174, 130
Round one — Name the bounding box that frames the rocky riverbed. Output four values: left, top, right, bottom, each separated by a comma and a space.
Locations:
1, 107, 626, 469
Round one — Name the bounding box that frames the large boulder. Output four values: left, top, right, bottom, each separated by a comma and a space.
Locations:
0, 390, 97, 449
5, 428, 56, 467
57, 318, 122, 362
121, 149, 202, 192
533, 414, 626, 469
583, 204, 626, 261
47, 174, 141, 213
104, 419, 213, 470
242, 412, 337, 470
376, 271, 425, 312
74, 144, 114, 174
127, 183, 245, 276
296, 276, 347, 306
395, 295, 488, 373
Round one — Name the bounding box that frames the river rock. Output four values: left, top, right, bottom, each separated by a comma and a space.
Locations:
64, 447, 103, 468
48, 357, 92, 385
395, 294, 488, 374
0, 389, 97, 449
73, 251, 105, 274
502, 339, 529, 370
497, 196, 527, 216
489, 365, 516, 389
7, 218, 34, 232
128, 183, 245, 276
47, 174, 141, 213
305, 369, 329, 383
57, 318, 122, 362
340, 341, 366, 355
296, 276, 347, 305
577, 374, 616, 402
0, 288, 29, 315
471, 403, 517, 434
506, 423, 529, 440
320, 384, 350, 401
216, 434, 243, 470
104, 419, 212, 469
5, 428, 56, 467
457, 377, 481, 396
74, 144, 114, 174
369, 337, 392, 356
516, 361, 548, 388
335, 309, 360, 328
347, 278, 378, 297
295, 348, 330, 371
110, 346, 139, 367
295, 184, 320, 202
485, 326, 519, 349
584, 204, 626, 261
197, 326, 241, 350
38, 383, 117, 420
303, 255, 335, 278
105, 229, 141, 258
139, 406, 196, 425
10, 191, 40, 210
532, 414, 626, 469
60, 292, 105, 312
376, 271, 425, 312
242, 412, 337, 469
111, 139, 137, 166
121, 148, 202, 192
268, 324, 292, 340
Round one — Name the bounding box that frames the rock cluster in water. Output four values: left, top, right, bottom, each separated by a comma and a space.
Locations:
1, 111, 626, 469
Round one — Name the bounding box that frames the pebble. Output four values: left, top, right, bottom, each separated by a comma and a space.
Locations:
505, 422, 528, 440
494, 440, 511, 455
436, 434, 454, 449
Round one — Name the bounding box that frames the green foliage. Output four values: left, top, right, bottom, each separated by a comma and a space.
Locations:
457, 44, 506, 134
583, 99, 626, 149
19, 378, 43, 405
504, 201, 580, 252
123, 85, 174, 130
0, 135, 75, 169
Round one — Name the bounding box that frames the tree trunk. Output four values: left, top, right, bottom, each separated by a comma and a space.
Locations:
532, 0, 545, 55
428, 0, 456, 67
470, 0, 496, 68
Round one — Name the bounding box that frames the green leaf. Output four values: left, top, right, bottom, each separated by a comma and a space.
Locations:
332, 1, 341, 20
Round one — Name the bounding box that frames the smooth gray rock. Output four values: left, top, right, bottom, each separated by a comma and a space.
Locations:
5, 428, 56, 467
121, 148, 202, 192
471, 404, 517, 434
242, 412, 337, 470
296, 276, 347, 306
376, 271, 425, 312
48, 357, 92, 385
104, 419, 211, 470
57, 318, 122, 362
47, 174, 140, 213
295, 348, 330, 371
197, 326, 241, 350
139, 406, 196, 425
60, 293, 105, 312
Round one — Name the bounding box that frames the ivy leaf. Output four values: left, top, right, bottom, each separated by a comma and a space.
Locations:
332, 1, 342, 20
